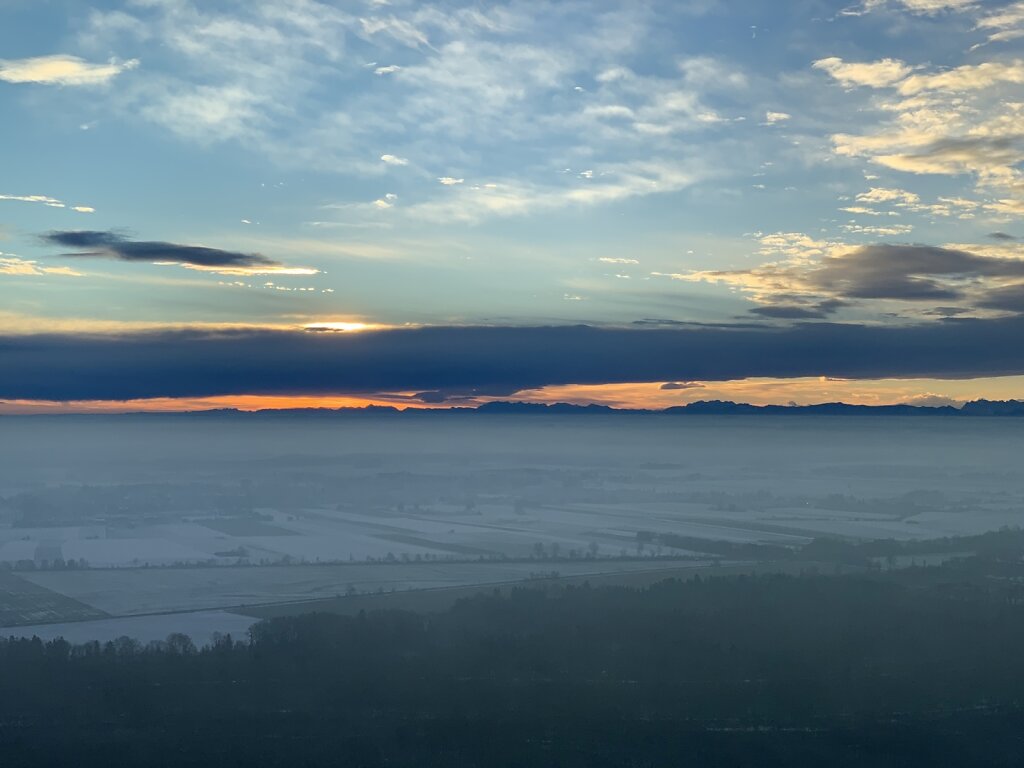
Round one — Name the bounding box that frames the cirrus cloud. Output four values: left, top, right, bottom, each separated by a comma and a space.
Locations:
0, 54, 138, 86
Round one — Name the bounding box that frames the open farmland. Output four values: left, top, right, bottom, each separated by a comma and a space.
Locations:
0, 570, 108, 626
2, 413, 1024, 642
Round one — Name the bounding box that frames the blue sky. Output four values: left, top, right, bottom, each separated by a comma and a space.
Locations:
2, 0, 1024, 408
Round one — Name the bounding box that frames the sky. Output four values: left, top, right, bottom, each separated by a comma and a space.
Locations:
1, 0, 1023, 411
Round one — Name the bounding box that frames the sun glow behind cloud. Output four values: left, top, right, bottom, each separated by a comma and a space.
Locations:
303, 322, 392, 333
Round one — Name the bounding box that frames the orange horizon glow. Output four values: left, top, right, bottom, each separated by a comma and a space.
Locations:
0, 394, 440, 415
3, 375, 1023, 414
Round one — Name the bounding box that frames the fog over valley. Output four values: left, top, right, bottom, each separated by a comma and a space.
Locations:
2, 414, 1022, 643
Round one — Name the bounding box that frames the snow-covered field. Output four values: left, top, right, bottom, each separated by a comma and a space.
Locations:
4, 496, 1022, 570
2, 414, 1024, 641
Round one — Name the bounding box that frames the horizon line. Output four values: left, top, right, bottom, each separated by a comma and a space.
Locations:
4, 398, 1024, 418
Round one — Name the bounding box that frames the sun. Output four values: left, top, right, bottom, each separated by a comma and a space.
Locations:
303, 322, 382, 333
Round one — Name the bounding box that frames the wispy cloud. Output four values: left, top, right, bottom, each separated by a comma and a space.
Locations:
0, 54, 137, 86
76, 1, 748, 225
1, 193, 95, 212
850, 0, 977, 16
359, 15, 431, 49
975, 2, 1024, 47
404, 160, 699, 223
0, 254, 82, 278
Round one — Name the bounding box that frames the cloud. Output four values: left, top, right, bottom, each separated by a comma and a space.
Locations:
818, 53, 1024, 205
900, 393, 962, 407
678, 241, 1024, 315
410, 389, 497, 404
840, 223, 915, 236
897, 0, 976, 11
749, 299, 847, 319
764, 111, 791, 124
852, 0, 976, 14
976, 2, 1024, 47
87, 1, 354, 147
856, 187, 919, 205
813, 57, 912, 88
413, 390, 454, 404
1, 194, 64, 208
987, 197, 1024, 217
660, 381, 705, 390
989, 232, 1019, 241
896, 0, 975, 11
9, 319, 1024, 401
896, 60, 1024, 96
0, 255, 82, 278
406, 160, 698, 223
139, 84, 266, 144
839, 206, 884, 215
42, 230, 316, 275
359, 15, 431, 48
0, 54, 138, 86
977, 283, 1024, 313
74, 1, 746, 223
1, 193, 95, 212
841, 187, 977, 223
437, 177, 464, 185
802, 245, 1005, 300
380, 154, 409, 166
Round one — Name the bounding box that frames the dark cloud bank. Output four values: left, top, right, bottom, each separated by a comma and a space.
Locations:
731, 244, 1024, 318
43, 231, 278, 268
3, 319, 1024, 401
807, 245, 1024, 302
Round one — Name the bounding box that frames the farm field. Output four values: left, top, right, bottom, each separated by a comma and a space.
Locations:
0, 570, 108, 626
20, 557, 712, 617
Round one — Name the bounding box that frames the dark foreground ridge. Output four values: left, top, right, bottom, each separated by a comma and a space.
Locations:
5, 398, 1024, 419
5, 552, 1024, 767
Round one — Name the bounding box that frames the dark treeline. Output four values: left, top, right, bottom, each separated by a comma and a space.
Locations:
5, 564, 1024, 766
658, 526, 1024, 565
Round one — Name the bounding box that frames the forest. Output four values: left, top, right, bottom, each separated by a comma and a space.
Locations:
4, 553, 1024, 767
